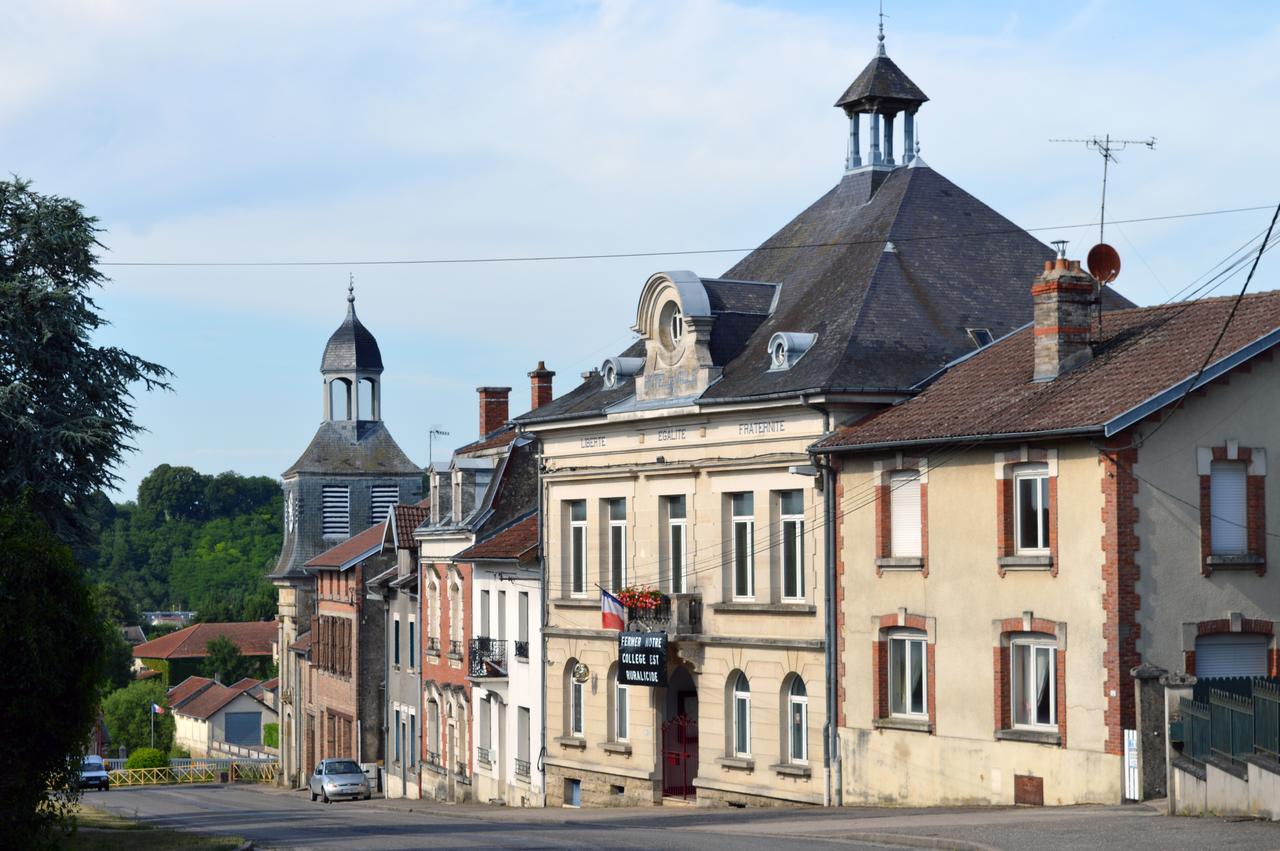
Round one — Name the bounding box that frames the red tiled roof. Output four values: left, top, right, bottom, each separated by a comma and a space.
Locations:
168, 676, 215, 707
392, 503, 431, 546
173, 681, 268, 721
133, 622, 277, 661
289, 631, 312, 654
305, 522, 386, 569
816, 290, 1280, 451
260, 677, 280, 691
451, 427, 517, 456
454, 514, 539, 562
228, 677, 262, 692
135, 668, 161, 680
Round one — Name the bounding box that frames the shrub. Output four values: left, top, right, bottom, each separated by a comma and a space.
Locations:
263, 723, 279, 749
168, 744, 190, 759
125, 748, 168, 769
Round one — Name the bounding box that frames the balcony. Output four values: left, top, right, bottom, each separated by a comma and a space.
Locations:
469, 637, 507, 678
448, 639, 462, 659
514, 640, 529, 660
426, 637, 440, 656
515, 758, 531, 779
624, 592, 702, 635
477, 746, 492, 767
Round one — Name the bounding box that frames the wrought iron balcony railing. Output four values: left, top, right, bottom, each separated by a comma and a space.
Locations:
426, 637, 440, 655
624, 592, 702, 634
515, 758, 531, 779
476, 746, 491, 766
469, 637, 507, 677
448, 639, 462, 658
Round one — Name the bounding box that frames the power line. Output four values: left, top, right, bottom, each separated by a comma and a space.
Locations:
97, 204, 1274, 268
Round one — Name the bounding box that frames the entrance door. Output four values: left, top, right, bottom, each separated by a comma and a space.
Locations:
662, 666, 698, 799
305, 714, 316, 777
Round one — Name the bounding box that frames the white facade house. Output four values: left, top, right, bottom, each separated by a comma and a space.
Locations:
169, 676, 277, 758
460, 514, 545, 806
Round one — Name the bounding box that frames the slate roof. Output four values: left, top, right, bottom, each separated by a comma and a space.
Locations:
132, 622, 277, 660
304, 521, 387, 570
517, 164, 1134, 425
834, 53, 928, 110
281, 419, 421, 478
121, 625, 147, 645
815, 290, 1280, 451
454, 513, 539, 563
322, 299, 383, 372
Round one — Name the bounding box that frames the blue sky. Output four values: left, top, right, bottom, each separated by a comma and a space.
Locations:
4, 1, 1278, 499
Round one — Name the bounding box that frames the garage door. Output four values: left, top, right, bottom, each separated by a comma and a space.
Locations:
1194, 633, 1269, 678
225, 712, 262, 746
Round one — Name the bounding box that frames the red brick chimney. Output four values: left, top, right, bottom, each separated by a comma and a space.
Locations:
1032, 255, 1097, 381
477, 386, 511, 436
528, 361, 555, 410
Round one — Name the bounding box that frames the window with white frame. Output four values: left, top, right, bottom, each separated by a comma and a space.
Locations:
888, 632, 927, 718
1011, 637, 1056, 728
731, 493, 755, 599
480, 589, 491, 637
449, 579, 462, 647
608, 498, 627, 590
393, 615, 401, 668
731, 672, 752, 757
518, 706, 531, 766
479, 698, 491, 755
779, 490, 805, 599
408, 616, 416, 669
1013, 463, 1050, 554
497, 590, 507, 640
427, 576, 440, 644
518, 592, 529, 645
568, 500, 587, 596
787, 677, 808, 763
1210, 460, 1248, 555
394, 708, 402, 763
568, 662, 585, 736
889, 471, 923, 558
408, 711, 416, 766
666, 495, 688, 594
615, 677, 629, 742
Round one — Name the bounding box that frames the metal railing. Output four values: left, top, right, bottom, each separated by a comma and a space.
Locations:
1256, 679, 1280, 759
448, 640, 462, 658
1210, 688, 1254, 766
514, 640, 529, 660
515, 758, 531, 779
107, 759, 278, 786
426, 750, 443, 773
1175, 677, 1280, 766
469, 637, 507, 677
1180, 697, 1212, 763
476, 746, 491, 766
426, 637, 440, 655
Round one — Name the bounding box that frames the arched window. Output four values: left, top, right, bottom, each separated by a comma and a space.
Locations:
425, 573, 440, 653
359, 377, 377, 420
565, 659, 585, 737
426, 697, 440, 767
785, 676, 808, 764
729, 672, 751, 757
607, 663, 629, 743
328, 378, 352, 420
449, 575, 462, 653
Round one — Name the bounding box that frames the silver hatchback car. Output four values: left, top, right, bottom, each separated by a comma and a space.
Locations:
309, 758, 371, 803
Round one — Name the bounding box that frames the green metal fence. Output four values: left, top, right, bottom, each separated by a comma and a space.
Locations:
1176, 677, 1280, 766
1255, 679, 1280, 760
1209, 689, 1254, 766
1180, 697, 1211, 762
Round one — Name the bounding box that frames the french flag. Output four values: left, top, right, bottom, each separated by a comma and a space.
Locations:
151, 703, 165, 715
601, 589, 625, 631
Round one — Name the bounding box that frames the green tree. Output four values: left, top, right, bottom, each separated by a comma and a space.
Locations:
124, 747, 168, 769
137, 464, 211, 523
102, 680, 173, 754
202, 635, 255, 684
0, 502, 108, 845
0, 178, 170, 539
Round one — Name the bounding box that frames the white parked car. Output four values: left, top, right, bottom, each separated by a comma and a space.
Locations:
308, 758, 370, 803
78, 755, 110, 791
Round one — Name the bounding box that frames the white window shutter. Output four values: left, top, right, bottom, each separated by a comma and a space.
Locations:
1210, 461, 1247, 555
889, 472, 922, 558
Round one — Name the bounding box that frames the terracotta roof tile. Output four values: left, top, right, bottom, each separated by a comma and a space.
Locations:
168, 676, 215, 708
304, 522, 386, 569
451, 427, 517, 455
133, 622, 276, 661
392, 503, 431, 547
817, 290, 1280, 451
289, 631, 312, 654
454, 514, 539, 562
173, 682, 263, 721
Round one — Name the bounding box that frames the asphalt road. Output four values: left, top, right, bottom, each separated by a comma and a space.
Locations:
87, 784, 1280, 850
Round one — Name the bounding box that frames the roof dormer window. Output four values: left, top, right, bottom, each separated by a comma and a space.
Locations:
659, 301, 684, 351
767, 332, 818, 371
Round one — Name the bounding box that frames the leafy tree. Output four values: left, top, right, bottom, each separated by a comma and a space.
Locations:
263, 723, 279, 749
203, 635, 254, 684
137, 464, 211, 523
0, 502, 107, 846
0, 178, 170, 539
124, 747, 168, 769
102, 680, 173, 754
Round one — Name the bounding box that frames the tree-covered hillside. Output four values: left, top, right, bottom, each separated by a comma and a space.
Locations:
87, 464, 281, 622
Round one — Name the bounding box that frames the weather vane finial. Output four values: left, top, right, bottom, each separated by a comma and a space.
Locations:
877, 0, 887, 56
347, 273, 355, 305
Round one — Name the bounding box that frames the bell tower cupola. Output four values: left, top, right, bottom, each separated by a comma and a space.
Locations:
834, 10, 928, 173
321, 276, 384, 422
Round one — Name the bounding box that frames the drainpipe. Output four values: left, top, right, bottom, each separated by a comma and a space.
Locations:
538, 440, 549, 808
804, 397, 841, 808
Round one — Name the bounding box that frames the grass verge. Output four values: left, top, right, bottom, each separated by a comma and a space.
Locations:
60, 803, 246, 849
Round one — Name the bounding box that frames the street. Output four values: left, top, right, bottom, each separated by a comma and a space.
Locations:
87, 785, 1280, 850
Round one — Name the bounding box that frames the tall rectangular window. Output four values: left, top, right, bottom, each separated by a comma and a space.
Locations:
518, 706, 531, 763
394, 708, 401, 762
322, 485, 350, 537
393, 616, 401, 667
370, 484, 399, 525
480, 590, 491, 637
731, 493, 755, 599
571, 679, 584, 736
888, 634, 927, 717
408, 617, 416, 669
889, 471, 922, 558
1210, 460, 1248, 555
1011, 640, 1056, 728
518, 592, 529, 644
479, 698, 491, 750
1014, 464, 1050, 553
608, 498, 627, 590
569, 500, 587, 595
779, 490, 804, 599
497, 590, 507, 640
666, 495, 688, 594
616, 682, 630, 742
409, 713, 416, 766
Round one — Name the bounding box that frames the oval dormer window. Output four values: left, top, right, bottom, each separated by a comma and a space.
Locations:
771, 339, 787, 367
659, 300, 683, 351
602, 361, 618, 388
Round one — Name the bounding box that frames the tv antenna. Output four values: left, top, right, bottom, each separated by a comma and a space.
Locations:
1049, 134, 1156, 244
428, 426, 450, 466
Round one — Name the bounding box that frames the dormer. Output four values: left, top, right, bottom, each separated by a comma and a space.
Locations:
632, 271, 720, 403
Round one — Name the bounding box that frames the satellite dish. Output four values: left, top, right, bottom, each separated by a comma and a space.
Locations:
1087, 243, 1121, 284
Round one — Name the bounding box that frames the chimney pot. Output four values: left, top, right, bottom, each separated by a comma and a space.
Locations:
1044, 260, 1054, 273
476, 386, 511, 437
1032, 257, 1098, 381
528, 361, 555, 410
1055, 257, 1069, 271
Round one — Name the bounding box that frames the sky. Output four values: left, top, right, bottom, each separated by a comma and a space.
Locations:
4, 0, 1279, 500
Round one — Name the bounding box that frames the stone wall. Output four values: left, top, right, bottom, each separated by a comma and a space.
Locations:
545, 763, 658, 807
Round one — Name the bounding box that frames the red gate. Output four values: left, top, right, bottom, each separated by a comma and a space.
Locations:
662, 715, 698, 799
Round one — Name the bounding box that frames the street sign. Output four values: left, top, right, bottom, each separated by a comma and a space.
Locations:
618, 632, 668, 688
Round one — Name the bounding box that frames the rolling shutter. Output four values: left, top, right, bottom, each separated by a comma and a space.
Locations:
1195, 633, 1268, 678
225, 712, 261, 746
1210, 461, 1247, 555
889, 471, 922, 558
